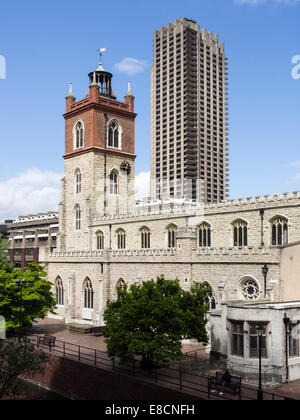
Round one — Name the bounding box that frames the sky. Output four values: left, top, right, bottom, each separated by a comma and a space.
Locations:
0, 0, 300, 220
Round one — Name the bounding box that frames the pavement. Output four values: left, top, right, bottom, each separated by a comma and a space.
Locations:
28, 317, 208, 355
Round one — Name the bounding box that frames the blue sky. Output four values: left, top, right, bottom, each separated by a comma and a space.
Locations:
0, 0, 300, 220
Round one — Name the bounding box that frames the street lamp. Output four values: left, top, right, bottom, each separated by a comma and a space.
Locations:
261, 264, 269, 299
283, 313, 291, 384
256, 324, 264, 401
15, 278, 26, 342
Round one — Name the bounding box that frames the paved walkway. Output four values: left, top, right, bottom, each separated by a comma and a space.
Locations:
29, 317, 208, 355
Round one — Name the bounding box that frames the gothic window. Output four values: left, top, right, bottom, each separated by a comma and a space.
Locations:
55, 277, 64, 306
198, 223, 211, 247
231, 322, 244, 357
240, 277, 260, 301
75, 169, 81, 194
74, 121, 84, 149
109, 170, 119, 195
96, 231, 104, 250
75, 205, 81, 231
203, 282, 216, 310
117, 229, 126, 249
271, 216, 288, 246
140, 227, 151, 249
249, 324, 267, 358
84, 279, 94, 309
107, 120, 121, 149
167, 224, 177, 248
232, 219, 248, 247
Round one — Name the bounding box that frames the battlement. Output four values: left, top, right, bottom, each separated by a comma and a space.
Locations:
91, 191, 300, 224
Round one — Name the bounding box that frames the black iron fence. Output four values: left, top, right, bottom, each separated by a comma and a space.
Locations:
25, 334, 295, 401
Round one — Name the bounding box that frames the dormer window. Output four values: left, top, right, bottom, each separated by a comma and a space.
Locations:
74, 121, 84, 149
107, 120, 122, 149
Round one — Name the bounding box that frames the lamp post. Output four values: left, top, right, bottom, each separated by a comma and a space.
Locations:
283, 313, 291, 384
261, 264, 269, 299
256, 324, 264, 400
15, 278, 26, 342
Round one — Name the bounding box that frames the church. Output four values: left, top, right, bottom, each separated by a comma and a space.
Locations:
45, 60, 300, 331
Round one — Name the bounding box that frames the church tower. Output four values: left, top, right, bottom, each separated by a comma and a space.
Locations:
59, 59, 137, 251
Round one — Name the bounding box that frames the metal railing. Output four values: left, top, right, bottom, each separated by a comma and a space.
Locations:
25, 334, 295, 401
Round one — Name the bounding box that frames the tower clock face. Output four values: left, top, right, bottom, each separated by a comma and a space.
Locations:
120, 161, 131, 174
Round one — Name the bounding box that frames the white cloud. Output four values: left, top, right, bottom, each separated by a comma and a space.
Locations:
115, 57, 148, 75
287, 161, 300, 168
285, 173, 300, 185
0, 168, 62, 221
135, 171, 150, 200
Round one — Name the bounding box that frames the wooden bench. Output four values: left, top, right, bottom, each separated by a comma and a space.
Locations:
90, 326, 105, 336
209, 372, 242, 396
38, 334, 56, 350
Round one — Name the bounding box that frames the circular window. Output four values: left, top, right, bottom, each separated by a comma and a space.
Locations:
241, 279, 260, 301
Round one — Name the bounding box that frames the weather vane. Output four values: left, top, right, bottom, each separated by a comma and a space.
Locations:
98, 48, 107, 62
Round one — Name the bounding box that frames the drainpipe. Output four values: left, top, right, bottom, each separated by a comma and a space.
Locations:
260, 209, 264, 247
283, 313, 290, 383
104, 113, 108, 217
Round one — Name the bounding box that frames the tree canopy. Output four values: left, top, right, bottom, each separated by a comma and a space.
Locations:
0, 263, 57, 331
103, 276, 210, 368
0, 235, 12, 272
0, 338, 46, 399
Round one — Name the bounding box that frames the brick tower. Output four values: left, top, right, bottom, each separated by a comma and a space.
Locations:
59, 61, 137, 251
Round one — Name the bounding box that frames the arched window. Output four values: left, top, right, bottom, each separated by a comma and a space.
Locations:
198, 223, 211, 247
140, 227, 151, 249
109, 170, 119, 195
75, 169, 81, 194
74, 121, 84, 149
167, 224, 177, 248
75, 205, 81, 231
117, 229, 126, 249
271, 216, 288, 246
84, 279, 94, 309
232, 219, 248, 247
203, 282, 216, 310
96, 230, 104, 250
55, 277, 64, 306
240, 277, 260, 301
107, 120, 121, 149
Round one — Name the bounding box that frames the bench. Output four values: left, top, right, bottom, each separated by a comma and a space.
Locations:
38, 334, 56, 350
90, 326, 106, 336
209, 372, 242, 396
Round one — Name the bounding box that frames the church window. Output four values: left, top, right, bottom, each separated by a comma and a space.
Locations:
271, 216, 288, 246
75, 169, 81, 194
75, 205, 81, 231
107, 120, 122, 149
240, 277, 260, 301
117, 229, 126, 249
232, 219, 248, 247
167, 224, 177, 248
96, 231, 104, 250
74, 121, 84, 149
84, 279, 94, 309
198, 223, 211, 247
110, 170, 119, 195
140, 227, 151, 249
55, 277, 64, 306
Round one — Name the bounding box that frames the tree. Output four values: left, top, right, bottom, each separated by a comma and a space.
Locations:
0, 235, 12, 272
0, 338, 46, 399
0, 263, 57, 331
103, 276, 210, 369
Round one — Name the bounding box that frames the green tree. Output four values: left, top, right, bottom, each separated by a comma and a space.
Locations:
103, 276, 210, 369
0, 263, 56, 331
0, 235, 12, 272
0, 338, 46, 399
